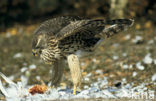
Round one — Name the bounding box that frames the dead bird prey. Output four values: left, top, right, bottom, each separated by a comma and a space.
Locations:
32, 16, 134, 94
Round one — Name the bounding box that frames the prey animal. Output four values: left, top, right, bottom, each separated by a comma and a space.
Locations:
32, 16, 134, 94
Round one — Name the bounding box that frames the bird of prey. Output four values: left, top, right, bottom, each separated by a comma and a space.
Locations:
32, 16, 134, 94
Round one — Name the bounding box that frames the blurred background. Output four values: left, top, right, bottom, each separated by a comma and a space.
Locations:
0, 0, 155, 30
0, 0, 156, 94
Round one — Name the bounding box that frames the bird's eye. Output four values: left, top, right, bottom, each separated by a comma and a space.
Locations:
35, 46, 40, 49
35, 46, 44, 50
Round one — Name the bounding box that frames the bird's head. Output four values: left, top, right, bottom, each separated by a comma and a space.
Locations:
32, 33, 47, 57
32, 26, 59, 64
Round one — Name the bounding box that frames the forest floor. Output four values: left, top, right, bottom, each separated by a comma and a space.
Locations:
0, 20, 155, 100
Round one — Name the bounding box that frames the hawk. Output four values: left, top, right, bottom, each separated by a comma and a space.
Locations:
32, 16, 134, 94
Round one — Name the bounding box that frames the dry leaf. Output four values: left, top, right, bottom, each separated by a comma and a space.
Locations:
8, 28, 17, 35
29, 84, 48, 95
136, 24, 141, 30
144, 21, 152, 29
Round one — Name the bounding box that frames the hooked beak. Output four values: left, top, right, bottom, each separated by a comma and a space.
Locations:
32, 49, 38, 56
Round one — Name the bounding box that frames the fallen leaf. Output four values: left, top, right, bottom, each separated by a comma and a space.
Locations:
29, 84, 48, 95
136, 24, 141, 30
144, 21, 152, 29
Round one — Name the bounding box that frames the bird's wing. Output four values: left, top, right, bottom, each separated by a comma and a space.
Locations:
56, 19, 107, 40
56, 19, 134, 40
56, 20, 90, 40
34, 16, 82, 36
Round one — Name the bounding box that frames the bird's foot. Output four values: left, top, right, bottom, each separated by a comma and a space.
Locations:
67, 54, 82, 95
73, 85, 77, 95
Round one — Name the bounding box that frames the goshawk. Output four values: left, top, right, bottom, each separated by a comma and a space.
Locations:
32, 16, 134, 94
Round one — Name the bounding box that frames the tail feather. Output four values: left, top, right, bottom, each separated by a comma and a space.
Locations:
92, 19, 134, 38
103, 19, 134, 26
87, 19, 134, 26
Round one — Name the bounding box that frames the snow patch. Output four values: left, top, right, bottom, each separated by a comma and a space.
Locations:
132, 72, 137, 77
132, 36, 143, 43
21, 67, 27, 72
13, 53, 22, 58
153, 59, 156, 65
29, 64, 36, 69
123, 64, 129, 69
95, 69, 103, 74
151, 74, 156, 82
113, 55, 119, 60
136, 62, 144, 70
124, 34, 131, 40
0, 72, 155, 100
143, 53, 153, 64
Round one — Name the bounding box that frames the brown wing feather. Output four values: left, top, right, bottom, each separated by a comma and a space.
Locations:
56, 19, 134, 41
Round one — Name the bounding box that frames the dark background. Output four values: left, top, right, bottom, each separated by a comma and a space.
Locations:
0, 0, 156, 31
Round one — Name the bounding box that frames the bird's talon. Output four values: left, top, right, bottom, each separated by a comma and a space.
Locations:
73, 91, 76, 95
73, 85, 77, 95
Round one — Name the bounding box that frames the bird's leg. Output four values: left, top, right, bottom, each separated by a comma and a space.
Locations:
73, 84, 77, 95
67, 54, 81, 95
51, 58, 65, 86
